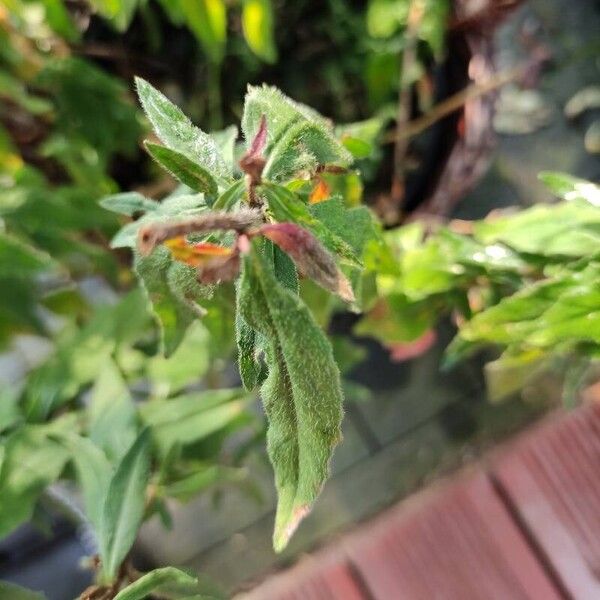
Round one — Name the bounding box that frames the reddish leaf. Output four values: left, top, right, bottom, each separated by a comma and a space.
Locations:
260, 222, 354, 302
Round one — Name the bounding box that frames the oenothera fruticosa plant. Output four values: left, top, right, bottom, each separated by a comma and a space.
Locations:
102, 80, 383, 552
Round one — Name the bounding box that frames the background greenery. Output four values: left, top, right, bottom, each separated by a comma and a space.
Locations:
0, 1, 598, 598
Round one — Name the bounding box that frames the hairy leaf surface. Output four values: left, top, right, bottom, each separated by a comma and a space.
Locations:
144, 142, 219, 198
135, 77, 230, 179
239, 243, 343, 551
261, 183, 361, 267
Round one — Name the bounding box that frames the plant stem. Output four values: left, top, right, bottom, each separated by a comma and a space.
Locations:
390, 0, 422, 217
384, 63, 526, 144
207, 61, 223, 130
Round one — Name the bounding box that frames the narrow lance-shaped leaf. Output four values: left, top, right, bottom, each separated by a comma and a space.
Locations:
239, 242, 343, 551
112, 567, 197, 600
242, 0, 277, 63
179, 0, 227, 64
99, 429, 151, 582
144, 142, 219, 199
235, 301, 266, 391
100, 192, 160, 216
135, 77, 230, 179
57, 433, 112, 534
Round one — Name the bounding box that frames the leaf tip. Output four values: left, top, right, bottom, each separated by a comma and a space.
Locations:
274, 504, 311, 553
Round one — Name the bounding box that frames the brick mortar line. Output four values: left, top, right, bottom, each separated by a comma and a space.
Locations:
487, 470, 572, 600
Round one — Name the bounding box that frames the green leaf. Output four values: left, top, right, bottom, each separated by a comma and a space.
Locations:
473, 200, 600, 258
147, 321, 210, 396
135, 247, 208, 356
366, 0, 409, 39
210, 125, 238, 169
0, 389, 21, 433
99, 429, 151, 581
113, 567, 197, 600
264, 120, 352, 181
335, 116, 388, 155
527, 282, 600, 347
57, 433, 112, 533
261, 183, 361, 267
135, 77, 229, 179
212, 179, 245, 211
340, 136, 372, 159
241, 84, 330, 152
483, 350, 549, 403
310, 198, 375, 256
354, 294, 435, 344
538, 172, 600, 206
164, 464, 245, 502
236, 302, 266, 391
100, 192, 160, 216
239, 242, 343, 551
144, 142, 219, 198
88, 360, 137, 463
140, 389, 251, 455
457, 276, 573, 346
0, 233, 55, 279
0, 581, 46, 600
179, 0, 227, 64
0, 425, 70, 538
242, 0, 277, 63
89, 0, 138, 31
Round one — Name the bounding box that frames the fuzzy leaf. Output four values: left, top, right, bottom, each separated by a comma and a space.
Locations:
264, 120, 352, 181
235, 300, 266, 391
242, 85, 330, 151
135, 77, 230, 179
135, 247, 208, 357
99, 430, 151, 581
113, 567, 197, 600
111, 193, 207, 249
310, 198, 375, 256
261, 183, 361, 267
239, 242, 343, 551
144, 142, 219, 198
242, 0, 277, 63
